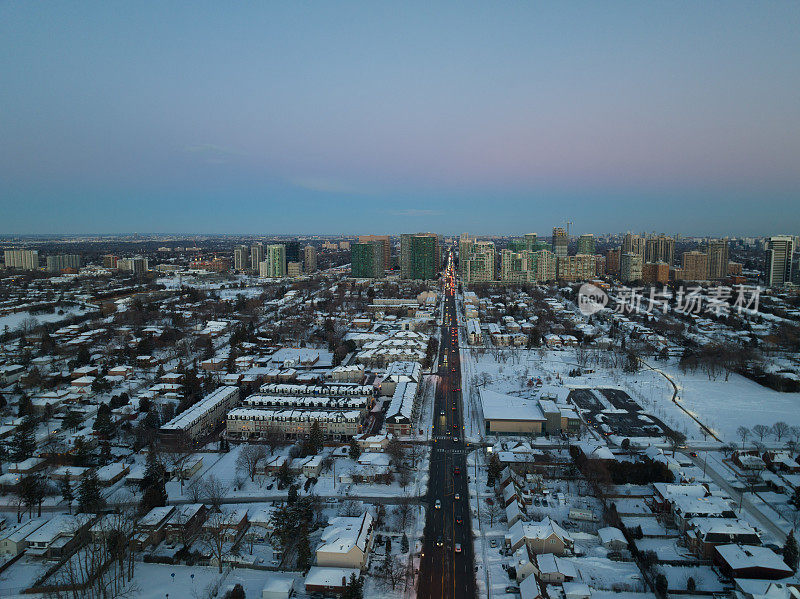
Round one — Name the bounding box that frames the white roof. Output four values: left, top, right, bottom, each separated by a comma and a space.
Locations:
480, 389, 545, 422
716, 544, 793, 574
597, 526, 627, 546
317, 512, 373, 556
305, 566, 360, 588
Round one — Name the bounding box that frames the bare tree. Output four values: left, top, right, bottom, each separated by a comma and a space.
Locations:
752, 424, 770, 442
261, 425, 284, 455
485, 497, 504, 527
236, 444, 267, 482
165, 440, 195, 495
377, 555, 409, 590
202, 474, 226, 510
394, 500, 413, 530
339, 500, 363, 517
737, 426, 751, 449
772, 421, 790, 443
203, 510, 240, 574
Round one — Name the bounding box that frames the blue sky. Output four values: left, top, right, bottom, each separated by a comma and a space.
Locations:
1, 2, 799, 236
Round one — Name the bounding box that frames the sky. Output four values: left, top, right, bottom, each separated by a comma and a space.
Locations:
1, 2, 799, 236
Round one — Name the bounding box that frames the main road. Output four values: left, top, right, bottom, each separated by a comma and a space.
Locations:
418, 253, 477, 599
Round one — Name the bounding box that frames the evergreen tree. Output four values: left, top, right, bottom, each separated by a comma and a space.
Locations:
11, 416, 36, 462
343, 573, 363, 599
308, 421, 324, 455
287, 484, 298, 505
59, 478, 74, 514
17, 394, 33, 417
297, 527, 312, 571
138, 448, 167, 513
655, 574, 668, 597
93, 403, 115, 438
784, 530, 799, 572
63, 410, 85, 432
486, 452, 502, 486
78, 469, 105, 513
348, 438, 362, 461
401, 532, 409, 553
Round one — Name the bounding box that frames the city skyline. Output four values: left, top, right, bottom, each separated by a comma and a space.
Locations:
2, 2, 799, 235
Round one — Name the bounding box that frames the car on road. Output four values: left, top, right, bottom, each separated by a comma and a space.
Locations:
505, 586, 520, 594
490, 539, 498, 548
454, 492, 460, 500
435, 499, 441, 509
455, 543, 462, 553
453, 466, 460, 475
453, 423, 458, 429
440, 410, 445, 416
436, 535, 444, 547
452, 437, 458, 443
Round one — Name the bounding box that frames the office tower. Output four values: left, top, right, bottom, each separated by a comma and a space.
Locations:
524, 233, 538, 252
400, 233, 439, 279
285, 241, 301, 266
622, 233, 646, 261
117, 256, 149, 274
233, 245, 249, 271
557, 254, 595, 282
606, 248, 621, 275
250, 243, 264, 275
46, 254, 80, 273
707, 238, 730, 280
287, 262, 302, 278
338, 241, 350, 251
462, 241, 495, 283
765, 235, 794, 286
577, 234, 595, 256
681, 250, 709, 281
642, 262, 669, 285
3, 249, 39, 270
552, 227, 568, 258
304, 245, 317, 273
351, 242, 384, 278
620, 252, 643, 283
645, 235, 675, 266
358, 235, 390, 271
535, 249, 557, 282
261, 244, 286, 278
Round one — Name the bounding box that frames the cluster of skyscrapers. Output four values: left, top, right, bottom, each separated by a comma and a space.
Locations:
350, 233, 440, 280
4, 249, 80, 273
233, 242, 317, 278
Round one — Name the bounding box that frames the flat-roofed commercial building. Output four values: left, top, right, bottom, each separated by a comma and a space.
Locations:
481, 389, 545, 436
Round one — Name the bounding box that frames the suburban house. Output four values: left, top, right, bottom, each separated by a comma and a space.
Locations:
315, 511, 374, 570
506, 517, 573, 555
714, 544, 794, 580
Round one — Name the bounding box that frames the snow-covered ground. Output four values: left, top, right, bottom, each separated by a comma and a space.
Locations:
660, 362, 800, 443
0, 305, 93, 332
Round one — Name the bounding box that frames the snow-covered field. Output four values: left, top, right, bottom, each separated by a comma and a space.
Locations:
660, 363, 800, 443
0, 305, 92, 332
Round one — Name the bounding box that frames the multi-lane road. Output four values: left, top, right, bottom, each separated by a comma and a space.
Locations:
418, 255, 477, 599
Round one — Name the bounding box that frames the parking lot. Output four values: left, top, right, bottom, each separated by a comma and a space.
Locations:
568, 387, 667, 439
